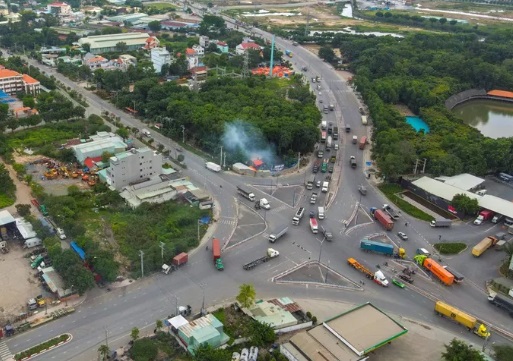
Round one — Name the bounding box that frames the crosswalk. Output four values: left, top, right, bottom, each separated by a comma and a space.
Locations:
219, 217, 237, 226
0, 340, 13, 361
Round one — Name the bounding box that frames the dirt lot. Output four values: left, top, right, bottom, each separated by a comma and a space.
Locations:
0, 242, 45, 325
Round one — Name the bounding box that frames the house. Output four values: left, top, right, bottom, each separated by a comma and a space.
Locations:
235, 40, 262, 55
47, 2, 71, 15
83, 54, 109, 70
0, 68, 40, 95
185, 48, 199, 70
215, 41, 228, 54
151, 47, 172, 73
190, 66, 207, 81
192, 44, 204, 56
143, 36, 160, 50
199, 35, 209, 48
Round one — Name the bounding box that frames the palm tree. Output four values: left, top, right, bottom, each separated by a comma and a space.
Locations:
236, 283, 256, 309
98, 344, 109, 361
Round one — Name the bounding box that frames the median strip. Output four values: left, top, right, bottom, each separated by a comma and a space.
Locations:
15, 333, 72, 361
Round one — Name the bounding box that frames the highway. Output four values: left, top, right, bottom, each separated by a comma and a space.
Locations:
3, 14, 513, 360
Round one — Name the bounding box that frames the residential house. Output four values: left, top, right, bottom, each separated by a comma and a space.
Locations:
215, 41, 228, 54
190, 66, 207, 81
185, 47, 199, 70
143, 36, 160, 50
83, 54, 109, 70
192, 44, 204, 56
151, 47, 172, 73
47, 2, 71, 15
235, 41, 262, 55
199, 35, 209, 48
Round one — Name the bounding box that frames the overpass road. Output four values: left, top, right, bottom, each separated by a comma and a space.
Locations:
3, 15, 512, 360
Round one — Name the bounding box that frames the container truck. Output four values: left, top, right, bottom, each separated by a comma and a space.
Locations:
383, 204, 399, 220
414, 255, 454, 286
488, 294, 513, 317
243, 248, 279, 270
268, 226, 288, 243
212, 238, 224, 271
347, 258, 374, 279
472, 236, 498, 257
360, 239, 405, 258
359, 136, 367, 150
310, 218, 318, 234
434, 301, 490, 338
162, 252, 189, 274
370, 207, 394, 231
430, 219, 452, 227
374, 270, 389, 287
361, 116, 368, 125
474, 210, 495, 225
205, 162, 221, 172
292, 207, 305, 225
306, 175, 315, 190
237, 185, 255, 201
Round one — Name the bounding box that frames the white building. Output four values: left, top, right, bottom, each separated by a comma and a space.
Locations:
199, 35, 209, 48
77, 32, 151, 54
150, 47, 172, 74
47, 2, 71, 15
235, 41, 262, 55
0, 68, 40, 95
71, 132, 127, 163
105, 147, 163, 190
192, 44, 204, 57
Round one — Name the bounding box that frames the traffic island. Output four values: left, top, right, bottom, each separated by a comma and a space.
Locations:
14, 333, 72, 360
273, 260, 361, 290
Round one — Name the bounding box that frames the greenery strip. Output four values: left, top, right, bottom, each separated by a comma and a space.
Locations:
15, 333, 72, 360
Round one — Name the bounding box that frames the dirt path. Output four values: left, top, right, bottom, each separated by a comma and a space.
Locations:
1, 159, 36, 216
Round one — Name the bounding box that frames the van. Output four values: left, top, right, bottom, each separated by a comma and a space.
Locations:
476, 189, 487, 196
318, 207, 325, 220
492, 214, 504, 224
505, 217, 513, 226
416, 248, 431, 256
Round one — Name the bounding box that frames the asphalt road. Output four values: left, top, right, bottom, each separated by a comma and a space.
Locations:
3, 15, 513, 360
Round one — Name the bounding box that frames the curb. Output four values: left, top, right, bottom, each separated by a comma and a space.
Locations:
16, 333, 73, 361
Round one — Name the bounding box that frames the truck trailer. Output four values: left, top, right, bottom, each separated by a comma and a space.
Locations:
370, 208, 394, 231
434, 301, 490, 338
237, 185, 255, 201
347, 258, 374, 279
162, 252, 189, 274
430, 219, 452, 228
292, 207, 305, 225
414, 255, 454, 286
212, 238, 224, 271
472, 236, 498, 257
243, 248, 279, 270
205, 162, 221, 172
268, 226, 288, 243
360, 239, 405, 258
488, 294, 513, 317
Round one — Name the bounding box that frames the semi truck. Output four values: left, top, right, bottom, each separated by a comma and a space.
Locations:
383, 204, 400, 220
370, 208, 394, 231
205, 162, 221, 172
474, 210, 495, 225
488, 294, 513, 317
434, 301, 490, 338
347, 258, 388, 286
414, 255, 454, 286
359, 136, 367, 150
360, 239, 406, 258
237, 185, 255, 201
243, 248, 279, 270
292, 207, 305, 225
255, 198, 271, 210
212, 238, 224, 271
162, 252, 189, 274
310, 217, 318, 234
306, 175, 315, 190
268, 226, 288, 243
443, 266, 464, 283
374, 270, 389, 287
430, 219, 452, 228
472, 236, 498, 257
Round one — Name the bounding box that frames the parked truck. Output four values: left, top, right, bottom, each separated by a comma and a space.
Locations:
292, 207, 305, 225
205, 162, 221, 172
268, 226, 288, 243
310, 217, 318, 234
360, 239, 405, 258
414, 255, 454, 286
306, 175, 315, 190
212, 238, 224, 271
488, 294, 513, 317
383, 204, 400, 220
370, 208, 394, 231
430, 218, 452, 228
243, 248, 280, 270
237, 185, 255, 201
162, 252, 189, 274
434, 301, 490, 338
474, 210, 495, 225
472, 236, 498, 257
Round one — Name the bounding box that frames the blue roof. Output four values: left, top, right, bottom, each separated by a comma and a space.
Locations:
70, 241, 86, 261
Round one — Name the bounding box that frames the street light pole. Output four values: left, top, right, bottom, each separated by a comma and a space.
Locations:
181, 125, 185, 144
197, 219, 201, 242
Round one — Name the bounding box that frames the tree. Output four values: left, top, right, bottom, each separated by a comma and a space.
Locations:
16, 204, 31, 217
22, 95, 35, 108
81, 43, 91, 52
98, 344, 109, 361
194, 343, 232, 361
451, 194, 479, 216
249, 321, 276, 347
101, 151, 114, 163
148, 20, 161, 32
155, 319, 163, 332
115, 127, 130, 140
236, 283, 256, 308
116, 41, 128, 52
493, 344, 513, 361
131, 338, 158, 361
130, 327, 140, 341
318, 46, 336, 63
442, 339, 484, 361
199, 15, 226, 36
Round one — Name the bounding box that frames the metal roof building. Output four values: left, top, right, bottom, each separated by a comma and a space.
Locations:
77, 32, 150, 54
281, 303, 407, 361
15, 218, 37, 240
435, 173, 485, 191
175, 313, 230, 355
71, 132, 126, 163
0, 210, 15, 226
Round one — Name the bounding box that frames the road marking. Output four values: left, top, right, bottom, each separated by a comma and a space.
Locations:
0, 340, 14, 361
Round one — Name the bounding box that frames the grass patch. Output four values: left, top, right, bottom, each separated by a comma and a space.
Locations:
144, 2, 176, 10
434, 242, 466, 255
379, 183, 435, 222
0, 194, 15, 208
15, 334, 70, 360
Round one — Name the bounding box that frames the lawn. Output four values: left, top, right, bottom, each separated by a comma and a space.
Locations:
378, 183, 435, 222
434, 242, 466, 254
144, 2, 176, 10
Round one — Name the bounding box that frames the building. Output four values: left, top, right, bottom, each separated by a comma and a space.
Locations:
190, 66, 207, 81
151, 47, 172, 73
83, 54, 109, 70
77, 32, 151, 54
167, 314, 230, 355
281, 303, 408, 361
143, 36, 160, 50
106, 13, 148, 24
0, 68, 40, 95
246, 298, 300, 329
192, 44, 204, 57
104, 147, 162, 191
41, 267, 72, 298
47, 2, 71, 15
161, 20, 199, 31
71, 132, 127, 163
199, 35, 209, 48
215, 41, 229, 54
235, 41, 262, 55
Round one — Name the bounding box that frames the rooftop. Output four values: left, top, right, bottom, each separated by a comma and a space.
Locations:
248, 300, 298, 329
0, 69, 20, 78
15, 218, 37, 239
435, 173, 484, 191
0, 210, 15, 226
488, 89, 513, 99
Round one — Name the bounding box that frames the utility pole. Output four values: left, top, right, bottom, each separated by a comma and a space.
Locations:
413, 159, 419, 175
139, 250, 144, 278
197, 219, 201, 242
159, 242, 165, 263
220, 146, 223, 167
223, 152, 226, 168
297, 152, 300, 172
181, 125, 185, 144
421, 158, 427, 174
104, 327, 109, 349
304, 8, 310, 37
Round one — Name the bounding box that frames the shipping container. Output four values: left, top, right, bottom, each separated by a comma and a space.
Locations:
212, 238, 221, 260
172, 252, 188, 266
472, 236, 498, 257
424, 258, 454, 286
360, 239, 394, 256
435, 301, 479, 329
359, 136, 367, 150
372, 209, 394, 231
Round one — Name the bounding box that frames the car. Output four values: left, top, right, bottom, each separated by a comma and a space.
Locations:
309, 211, 315, 218
318, 91, 322, 96
316, 180, 321, 188
399, 274, 414, 284
392, 279, 405, 288
56, 228, 66, 240
397, 232, 408, 241
334, 143, 339, 150
328, 166, 334, 173
319, 99, 323, 103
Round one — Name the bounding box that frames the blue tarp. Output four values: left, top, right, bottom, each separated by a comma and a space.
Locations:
70, 241, 86, 261
199, 216, 211, 225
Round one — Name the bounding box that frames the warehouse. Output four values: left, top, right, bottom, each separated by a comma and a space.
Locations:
77, 32, 151, 54
281, 303, 407, 361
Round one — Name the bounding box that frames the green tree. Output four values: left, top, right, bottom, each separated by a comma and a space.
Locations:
148, 20, 161, 31
199, 15, 226, 36
116, 42, 128, 52
493, 344, 513, 361
15, 204, 31, 217
442, 339, 484, 361
249, 321, 276, 346
22, 95, 35, 108
236, 283, 256, 308
98, 344, 109, 361
81, 43, 91, 52
101, 151, 114, 163
318, 46, 336, 63
194, 343, 232, 361
451, 194, 479, 216
155, 319, 163, 332
130, 327, 140, 341
130, 338, 157, 361
115, 127, 130, 140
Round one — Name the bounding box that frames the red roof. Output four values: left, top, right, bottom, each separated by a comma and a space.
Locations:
22, 74, 40, 84
49, 2, 68, 6
240, 42, 261, 50
191, 66, 207, 73
217, 41, 227, 46
0, 69, 20, 78
185, 48, 195, 55
488, 89, 513, 99
83, 156, 102, 169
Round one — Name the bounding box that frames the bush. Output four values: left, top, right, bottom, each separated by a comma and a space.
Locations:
306, 311, 312, 319
15, 334, 69, 360
311, 316, 317, 324
434, 242, 466, 255
130, 338, 158, 361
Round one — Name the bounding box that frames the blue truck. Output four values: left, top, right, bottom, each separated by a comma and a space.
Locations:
360, 239, 405, 258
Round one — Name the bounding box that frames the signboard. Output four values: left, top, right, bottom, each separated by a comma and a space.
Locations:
273, 164, 285, 172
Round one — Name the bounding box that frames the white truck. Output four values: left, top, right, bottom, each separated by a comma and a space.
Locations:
141, 128, 151, 137
205, 162, 221, 172
321, 120, 327, 129
374, 270, 389, 287
292, 207, 305, 225
255, 198, 270, 210
268, 226, 288, 243
237, 185, 255, 201
322, 181, 329, 193
318, 207, 325, 220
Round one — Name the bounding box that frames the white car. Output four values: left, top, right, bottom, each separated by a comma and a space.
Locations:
334, 143, 339, 150
397, 232, 408, 241
56, 228, 66, 240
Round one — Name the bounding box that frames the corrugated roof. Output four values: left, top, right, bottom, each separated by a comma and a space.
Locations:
479, 195, 513, 219
488, 89, 513, 99
0, 210, 15, 226
15, 218, 37, 239
438, 173, 484, 191
412, 176, 479, 203
268, 298, 302, 313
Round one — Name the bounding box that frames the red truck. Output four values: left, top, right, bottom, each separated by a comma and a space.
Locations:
473, 210, 495, 225
370, 207, 394, 231
359, 136, 367, 150
212, 238, 224, 271
172, 252, 188, 266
